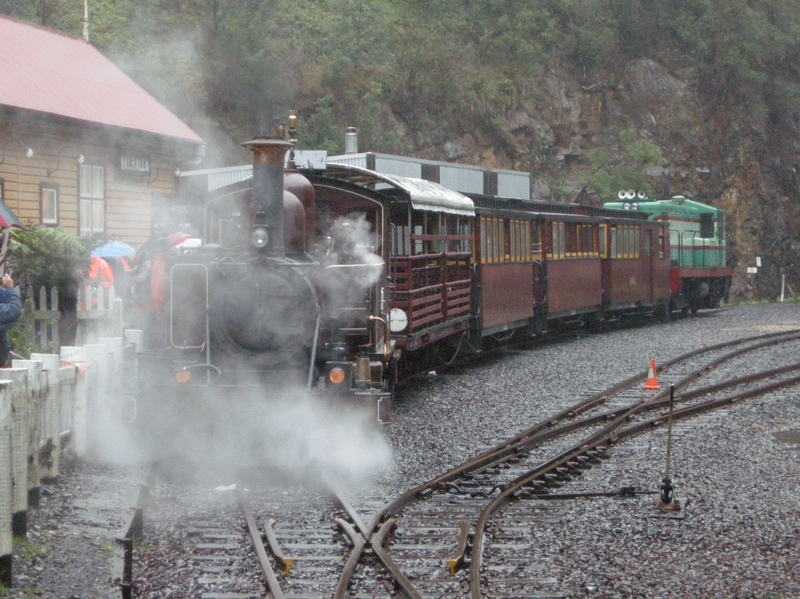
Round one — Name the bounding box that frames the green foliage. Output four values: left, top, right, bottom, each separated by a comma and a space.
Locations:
9, 228, 95, 294
619, 129, 666, 167
582, 129, 664, 201
14, 537, 48, 563
300, 95, 342, 155
3, 0, 800, 173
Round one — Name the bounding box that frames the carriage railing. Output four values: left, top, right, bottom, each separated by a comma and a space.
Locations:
391, 252, 472, 335
670, 229, 728, 268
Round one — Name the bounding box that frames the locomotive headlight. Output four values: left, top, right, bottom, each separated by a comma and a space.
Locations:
328, 367, 346, 385
389, 308, 408, 332
175, 369, 191, 383
250, 227, 269, 249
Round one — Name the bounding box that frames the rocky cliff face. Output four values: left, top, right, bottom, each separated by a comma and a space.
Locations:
416, 58, 799, 303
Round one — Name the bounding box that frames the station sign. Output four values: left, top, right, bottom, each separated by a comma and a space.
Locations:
118, 153, 151, 176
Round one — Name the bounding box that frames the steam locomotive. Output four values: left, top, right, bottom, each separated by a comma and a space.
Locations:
132, 129, 732, 425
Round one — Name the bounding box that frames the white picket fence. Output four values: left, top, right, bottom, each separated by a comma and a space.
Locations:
24, 284, 125, 351
0, 287, 138, 586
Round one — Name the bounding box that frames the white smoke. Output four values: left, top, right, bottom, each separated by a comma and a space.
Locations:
107, 386, 392, 486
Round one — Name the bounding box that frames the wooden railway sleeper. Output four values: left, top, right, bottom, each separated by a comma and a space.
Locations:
262, 519, 293, 577
448, 520, 472, 576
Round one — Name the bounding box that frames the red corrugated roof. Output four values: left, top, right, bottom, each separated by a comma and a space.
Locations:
0, 15, 203, 144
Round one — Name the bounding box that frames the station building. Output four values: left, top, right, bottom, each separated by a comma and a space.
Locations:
0, 14, 204, 246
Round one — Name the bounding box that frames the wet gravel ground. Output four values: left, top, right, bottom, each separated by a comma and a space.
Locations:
8, 302, 800, 598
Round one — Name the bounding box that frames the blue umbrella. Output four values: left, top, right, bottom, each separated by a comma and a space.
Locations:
91, 241, 136, 258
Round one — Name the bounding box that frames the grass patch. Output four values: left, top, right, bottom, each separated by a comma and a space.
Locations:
13, 538, 48, 563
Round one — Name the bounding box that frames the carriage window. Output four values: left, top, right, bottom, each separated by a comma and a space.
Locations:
610, 227, 617, 258
549, 222, 566, 259
494, 219, 504, 262
599, 224, 607, 258
659, 229, 666, 259
577, 224, 596, 257
531, 222, 542, 258
508, 219, 530, 262
612, 225, 641, 258
459, 219, 473, 253
481, 217, 488, 262
481, 217, 504, 263
625, 226, 631, 257
509, 220, 517, 261
520, 221, 530, 261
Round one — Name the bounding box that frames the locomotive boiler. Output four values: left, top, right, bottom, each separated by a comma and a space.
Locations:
133, 129, 393, 425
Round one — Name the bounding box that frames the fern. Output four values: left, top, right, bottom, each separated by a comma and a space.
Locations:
8, 228, 104, 314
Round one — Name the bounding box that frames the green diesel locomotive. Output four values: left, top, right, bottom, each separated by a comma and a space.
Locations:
604, 192, 732, 314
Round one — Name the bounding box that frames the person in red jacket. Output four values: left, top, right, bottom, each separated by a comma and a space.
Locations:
87, 256, 115, 289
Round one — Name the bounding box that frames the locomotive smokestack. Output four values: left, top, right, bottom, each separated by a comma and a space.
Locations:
242, 134, 293, 257
345, 127, 358, 154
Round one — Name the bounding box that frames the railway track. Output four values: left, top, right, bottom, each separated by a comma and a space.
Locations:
139, 328, 800, 599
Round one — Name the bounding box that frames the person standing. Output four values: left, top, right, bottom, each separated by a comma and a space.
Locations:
0, 273, 22, 367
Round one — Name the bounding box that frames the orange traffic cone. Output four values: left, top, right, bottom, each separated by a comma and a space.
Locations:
643, 359, 661, 390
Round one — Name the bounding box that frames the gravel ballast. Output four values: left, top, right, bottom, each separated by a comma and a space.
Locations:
8, 302, 800, 598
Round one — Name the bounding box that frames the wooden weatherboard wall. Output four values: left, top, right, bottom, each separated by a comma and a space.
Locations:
0, 121, 184, 247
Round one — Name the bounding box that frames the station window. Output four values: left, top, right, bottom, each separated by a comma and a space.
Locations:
79, 163, 105, 235
40, 184, 58, 225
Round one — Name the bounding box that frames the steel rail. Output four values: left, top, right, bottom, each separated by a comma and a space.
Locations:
329, 487, 424, 599
321, 329, 800, 599
468, 361, 800, 599
381, 329, 800, 518
235, 486, 285, 599
333, 518, 366, 599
